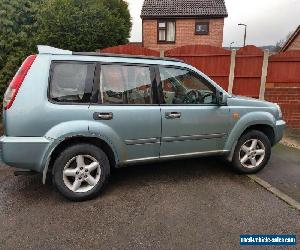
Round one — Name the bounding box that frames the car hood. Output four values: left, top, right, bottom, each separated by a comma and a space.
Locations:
227, 95, 276, 108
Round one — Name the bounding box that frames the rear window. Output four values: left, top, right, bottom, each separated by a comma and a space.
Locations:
49, 62, 96, 103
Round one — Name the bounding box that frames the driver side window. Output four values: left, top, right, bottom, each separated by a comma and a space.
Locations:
159, 66, 216, 105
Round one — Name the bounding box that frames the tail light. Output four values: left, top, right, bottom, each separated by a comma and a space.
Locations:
3, 55, 37, 110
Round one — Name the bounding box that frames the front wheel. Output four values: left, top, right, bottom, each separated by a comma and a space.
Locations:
52, 143, 110, 201
232, 130, 271, 174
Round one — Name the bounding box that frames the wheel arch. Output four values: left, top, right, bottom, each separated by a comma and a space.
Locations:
226, 123, 275, 162
225, 111, 277, 161
44, 136, 117, 184
240, 124, 275, 146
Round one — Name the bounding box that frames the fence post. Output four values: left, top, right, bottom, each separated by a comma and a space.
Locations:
259, 50, 269, 100
160, 49, 165, 58
228, 49, 236, 94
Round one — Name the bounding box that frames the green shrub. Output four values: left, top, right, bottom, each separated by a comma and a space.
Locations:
0, 0, 131, 101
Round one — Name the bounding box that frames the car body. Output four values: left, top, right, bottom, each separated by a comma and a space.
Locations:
0, 46, 285, 201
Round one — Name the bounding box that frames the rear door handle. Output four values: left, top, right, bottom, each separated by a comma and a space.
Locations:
165, 112, 181, 119
93, 112, 113, 120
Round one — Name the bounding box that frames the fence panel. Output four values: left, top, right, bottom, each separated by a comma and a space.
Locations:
100, 44, 300, 128
232, 46, 264, 98
101, 44, 160, 57
165, 45, 231, 90
265, 50, 300, 128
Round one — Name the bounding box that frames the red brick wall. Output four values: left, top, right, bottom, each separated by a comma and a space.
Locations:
286, 34, 300, 51
265, 83, 300, 128
142, 18, 224, 52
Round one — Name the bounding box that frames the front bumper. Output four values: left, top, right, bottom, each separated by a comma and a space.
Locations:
274, 120, 286, 145
0, 136, 52, 173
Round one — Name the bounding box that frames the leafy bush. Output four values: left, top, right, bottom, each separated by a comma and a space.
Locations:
0, 0, 131, 102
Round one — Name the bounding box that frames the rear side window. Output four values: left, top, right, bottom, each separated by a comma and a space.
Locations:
99, 64, 153, 104
49, 62, 96, 103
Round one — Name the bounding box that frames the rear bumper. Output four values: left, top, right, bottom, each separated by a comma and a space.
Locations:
274, 120, 286, 145
0, 136, 52, 173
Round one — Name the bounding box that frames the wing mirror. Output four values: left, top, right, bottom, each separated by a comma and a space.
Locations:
216, 90, 227, 105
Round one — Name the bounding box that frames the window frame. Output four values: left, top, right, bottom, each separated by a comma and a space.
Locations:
156, 65, 218, 106
90, 62, 160, 106
195, 21, 209, 35
48, 60, 97, 105
157, 20, 176, 44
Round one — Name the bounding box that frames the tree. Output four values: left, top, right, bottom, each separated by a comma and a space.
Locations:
274, 31, 293, 52
0, 0, 131, 102
35, 0, 131, 51
0, 0, 40, 101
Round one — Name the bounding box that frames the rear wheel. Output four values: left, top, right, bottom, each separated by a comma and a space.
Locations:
52, 143, 110, 201
232, 130, 271, 174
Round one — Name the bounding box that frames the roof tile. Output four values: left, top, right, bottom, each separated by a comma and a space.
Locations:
141, 0, 228, 18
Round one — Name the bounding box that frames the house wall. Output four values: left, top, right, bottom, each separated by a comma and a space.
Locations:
286, 34, 300, 51
142, 18, 224, 51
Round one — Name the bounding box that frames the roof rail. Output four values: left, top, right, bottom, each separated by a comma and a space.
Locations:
72, 52, 184, 63
38, 45, 72, 55
37, 45, 184, 63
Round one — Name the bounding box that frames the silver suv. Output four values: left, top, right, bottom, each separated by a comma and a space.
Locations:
0, 46, 285, 201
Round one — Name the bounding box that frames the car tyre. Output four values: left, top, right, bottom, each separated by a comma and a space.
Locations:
232, 130, 271, 174
52, 143, 110, 201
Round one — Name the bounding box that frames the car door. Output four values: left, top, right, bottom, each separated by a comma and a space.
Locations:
88, 62, 161, 164
158, 66, 231, 158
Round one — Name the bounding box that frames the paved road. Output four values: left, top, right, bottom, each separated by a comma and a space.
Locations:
257, 144, 300, 202
0, 155, 299, 250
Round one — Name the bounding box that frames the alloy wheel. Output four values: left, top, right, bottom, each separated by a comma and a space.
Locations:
63, 155, 101, 193
239, 139, 266, 169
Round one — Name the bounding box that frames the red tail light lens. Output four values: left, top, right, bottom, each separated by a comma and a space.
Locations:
3, 55, 37, 110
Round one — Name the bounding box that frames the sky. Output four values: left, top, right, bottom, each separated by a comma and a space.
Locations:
125, 0, 300, 47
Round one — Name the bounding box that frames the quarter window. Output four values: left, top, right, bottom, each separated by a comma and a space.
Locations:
49, 62, 95, 103
159, 67, 216, 105
99, 64, 153, 104
158, 21, 176, 42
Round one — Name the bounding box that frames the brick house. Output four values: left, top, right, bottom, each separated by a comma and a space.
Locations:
280, 25, 300, 52
141, 0, 228, 52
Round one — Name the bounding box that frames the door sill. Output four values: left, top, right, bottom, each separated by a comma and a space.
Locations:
118, 150, 229, 166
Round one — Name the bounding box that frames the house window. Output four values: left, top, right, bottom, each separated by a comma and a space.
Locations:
195, 21, 209, 35
158, 20, 176, 43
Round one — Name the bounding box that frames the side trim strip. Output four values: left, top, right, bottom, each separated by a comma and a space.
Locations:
162, 133, 226, 143
124, 156, 160, 163
125, 138, 160, 145
124, 133, 226, 145
160, 150, 230, 159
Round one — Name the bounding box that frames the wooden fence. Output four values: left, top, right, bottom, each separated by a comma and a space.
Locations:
165, 45, 231, 90
102, 44, 300, 128
101, 44, 160, 57
265, 50, 300, 128
232, 46, 265, 98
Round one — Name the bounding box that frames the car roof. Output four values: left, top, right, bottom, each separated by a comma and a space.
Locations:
38, 45, 184, 63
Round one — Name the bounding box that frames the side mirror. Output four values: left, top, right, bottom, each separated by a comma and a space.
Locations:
216, 90, 227, 105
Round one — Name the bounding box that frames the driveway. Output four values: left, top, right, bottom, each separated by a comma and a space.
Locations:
257, 144, 300, 202
0, 152, 299, 250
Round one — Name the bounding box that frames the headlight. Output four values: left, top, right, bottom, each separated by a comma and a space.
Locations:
275, 103, 282, 119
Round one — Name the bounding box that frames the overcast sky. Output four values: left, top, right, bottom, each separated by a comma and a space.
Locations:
125, 0, 300, 47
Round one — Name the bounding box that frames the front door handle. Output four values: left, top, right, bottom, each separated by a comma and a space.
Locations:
165, 112, 181, 119
93, 112, 113, 120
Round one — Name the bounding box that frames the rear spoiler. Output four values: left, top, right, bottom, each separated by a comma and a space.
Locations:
38, 45, 72, 55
